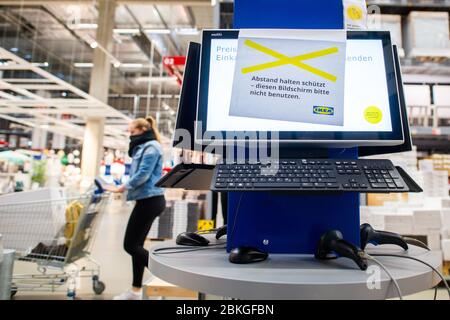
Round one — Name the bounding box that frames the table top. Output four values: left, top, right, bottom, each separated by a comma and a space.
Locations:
149, 239, 442, 300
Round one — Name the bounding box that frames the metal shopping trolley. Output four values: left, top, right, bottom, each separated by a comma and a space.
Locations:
0, 186, 110, 299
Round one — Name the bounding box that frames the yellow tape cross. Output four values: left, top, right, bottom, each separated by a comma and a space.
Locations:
241, 39, 338, 82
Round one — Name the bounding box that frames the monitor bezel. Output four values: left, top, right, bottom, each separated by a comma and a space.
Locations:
196, 29, 404, 146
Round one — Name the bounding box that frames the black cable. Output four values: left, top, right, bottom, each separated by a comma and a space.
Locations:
153, 243, 227, 255
370, 253, 450, 299
229, 193, 245, 248
364, 254, 403, 300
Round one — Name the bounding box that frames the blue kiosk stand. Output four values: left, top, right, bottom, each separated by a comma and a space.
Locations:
227, 0, 360, 254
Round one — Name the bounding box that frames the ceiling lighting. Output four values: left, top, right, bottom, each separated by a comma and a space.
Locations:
175, 28, 200, 36
74, 62, 93, 68
120, 63, 144, 68
135, 76, 177, 83
113, 28, 140, 35
90, 41, 98, 49
145, 29, 171, 34
31, 62, 49, 68
40, 124, 50, 129
70, 23, 98, 30
113, 61, 121, 68
10, 47, 18, 52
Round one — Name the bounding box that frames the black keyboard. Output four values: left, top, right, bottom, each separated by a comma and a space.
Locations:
211, 159, 410, 193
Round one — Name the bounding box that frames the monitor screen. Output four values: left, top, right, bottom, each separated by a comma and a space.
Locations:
173, 41, 202, 150
359, 45, 412, 156
196, 30, 404, 146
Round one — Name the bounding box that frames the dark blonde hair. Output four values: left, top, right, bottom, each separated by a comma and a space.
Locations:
131, 116, 161, 142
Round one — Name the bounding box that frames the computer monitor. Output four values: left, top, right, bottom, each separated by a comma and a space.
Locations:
358, 45, 412, 156
196, 30, 404, 147
172, 41, 203, 150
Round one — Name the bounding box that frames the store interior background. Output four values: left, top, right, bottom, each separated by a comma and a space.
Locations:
0, 0, 449, 299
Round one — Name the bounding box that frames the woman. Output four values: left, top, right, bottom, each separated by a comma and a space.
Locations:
106, 116, 166, 300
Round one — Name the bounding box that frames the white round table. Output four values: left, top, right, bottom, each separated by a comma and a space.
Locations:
149, 239, 442, 300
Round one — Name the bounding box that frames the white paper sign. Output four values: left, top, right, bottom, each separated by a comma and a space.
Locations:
229, 29, 347, 127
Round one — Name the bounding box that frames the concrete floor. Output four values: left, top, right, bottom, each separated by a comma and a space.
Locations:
10, 198, 449, 300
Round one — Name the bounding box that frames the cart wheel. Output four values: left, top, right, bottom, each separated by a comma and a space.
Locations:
92, 276, 105, 295
93, 281, 106, 295
10, 285, 17, 299
67, 290, 76, 299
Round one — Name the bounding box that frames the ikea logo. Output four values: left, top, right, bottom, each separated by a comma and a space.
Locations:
313, 106, 334, 115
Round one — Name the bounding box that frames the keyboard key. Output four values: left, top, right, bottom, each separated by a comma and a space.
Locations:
343, 183, 351, 188
254, 183, 299, 188
351, 183, 359, 188
228, 183, 236, 188
395, 181, 404, 188
237, 183, 244, 188
349, 178, 357, 183
360, 183, 368, 188
215, 183, 226, 188
245, 183, 253, 188
326, 183, 339, 188
301, 183, 313, 188
389, 171, 400, 179
387, 183, 396, 189
370, 183, 387, 188
314, 182, 325, 188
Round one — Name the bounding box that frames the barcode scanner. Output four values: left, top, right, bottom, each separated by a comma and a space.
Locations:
360, 223, 409, 251
175, 225, 228, 247
315, 230, 368, 271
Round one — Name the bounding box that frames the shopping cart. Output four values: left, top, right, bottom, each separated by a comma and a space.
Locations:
0, 185, 110, 299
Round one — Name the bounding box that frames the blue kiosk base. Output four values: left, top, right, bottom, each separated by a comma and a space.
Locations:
227, 0, 360, 254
